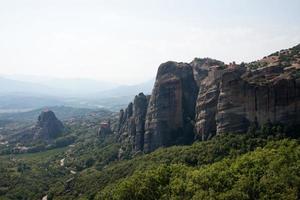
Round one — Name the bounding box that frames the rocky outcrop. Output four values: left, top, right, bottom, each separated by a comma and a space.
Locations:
35, 110, 64, 140
195, 44, 300, 139
144, 61, 198, 152
116, 44, 300, 153
216, 67, 300, 135
7, 110, 65, 144
215, 67, 249, 135
117, 93, 149, 153
194, 64, 227, 140
117, 62, 199, 154
118, 102, 133, 135
133, 93, 149, 151
98, 120, 112, 136
190, 58, 224, 86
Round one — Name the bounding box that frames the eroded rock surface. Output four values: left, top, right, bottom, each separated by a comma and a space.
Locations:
116, 44, 300, 153
195, 44, 300, 139
144, 61, 198, 152
117, 93, 149, 154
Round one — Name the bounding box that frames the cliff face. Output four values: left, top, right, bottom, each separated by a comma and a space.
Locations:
195, 66, 251, 140
117, 93, 149, 154
144, 62, 198, 152
193, 59, 227, 140
195, 45, 300, 139
216, 66, 300, 135
116, 44, 300, 153
133, 93, 149, 151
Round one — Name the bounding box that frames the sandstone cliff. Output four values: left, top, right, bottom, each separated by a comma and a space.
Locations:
116, 44, 300, 153
144, 61, 198, 152
195, 45, 300, 139
117, 93, 149, 155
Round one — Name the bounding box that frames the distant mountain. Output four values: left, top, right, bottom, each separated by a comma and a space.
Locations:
0, 77, 61, 96
0, 75, 154, 98
0, 94, 64, 111
0, 76, 155, 111
0, 106, 111, 122
0, 76, 119, 97
97, 78, 155, 98
73, 78, 155, 111
42, 78, 119, 96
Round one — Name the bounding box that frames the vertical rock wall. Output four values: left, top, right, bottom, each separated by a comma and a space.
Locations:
144, 62, 198, 152
116, 44, 300, 153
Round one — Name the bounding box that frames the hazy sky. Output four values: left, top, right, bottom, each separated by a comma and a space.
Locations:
0, 0, 299, 84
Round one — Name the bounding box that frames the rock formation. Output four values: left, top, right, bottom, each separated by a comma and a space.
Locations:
8, 110, 65, 145
116, 44, 300, 153
215, 65, 300, 135
98, 120, 112, 136
193, 59, 227, 140
35, 110, 64, 140
133, 93, 149, 151
117, 93, 149, 154
144, 61, 198, 152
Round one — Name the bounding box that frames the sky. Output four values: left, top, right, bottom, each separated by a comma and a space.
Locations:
0, 0, 299, 84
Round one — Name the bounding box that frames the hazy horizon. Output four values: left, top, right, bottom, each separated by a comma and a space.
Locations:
0, 73, 151, 86
1, 0, 300, 84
